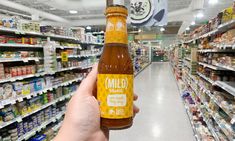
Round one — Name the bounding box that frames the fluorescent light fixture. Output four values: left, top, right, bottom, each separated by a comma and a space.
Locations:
69, 10, 78, 14
186, 27, 190, 31
196, 12, 204, 18
86, 26, 91, 30
160, 27, 165, 32
209, 0, 218, 5
191, 21, 196, 25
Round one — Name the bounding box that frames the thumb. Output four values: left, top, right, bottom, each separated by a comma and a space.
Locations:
77, 64, 98, 95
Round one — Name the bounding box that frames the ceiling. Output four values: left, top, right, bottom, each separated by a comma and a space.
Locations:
1, 0, 192, 20
0, 0, 233, 35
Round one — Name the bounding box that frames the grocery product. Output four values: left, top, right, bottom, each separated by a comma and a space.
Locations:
98, 5, 133, 129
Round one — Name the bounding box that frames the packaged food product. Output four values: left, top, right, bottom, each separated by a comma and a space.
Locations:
6, 37, 16, 43
2, 17, 16, 28
0, 63, 5, 79
22, 82, 31, 95
12, 82, 23, 96
22, 66, 27, 75
3, 83, 13, 99
33, 78, 43, 92
0, 86, 3, 100
0, 36, 6, 43
26, 66, 32, 75
10, 67, 17, 77
17, 67, 22, 76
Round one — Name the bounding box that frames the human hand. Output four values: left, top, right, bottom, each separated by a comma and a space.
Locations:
54, 64, 139, 141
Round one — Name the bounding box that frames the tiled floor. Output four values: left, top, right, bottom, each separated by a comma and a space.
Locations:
110, 62, 196, 141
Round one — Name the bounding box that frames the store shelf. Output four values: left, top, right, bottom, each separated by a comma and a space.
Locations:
0, 57, 43, 63
200, 109, 220, 141
183, 102, 201, 141
0, 43, 43, 48
134, 62, 151, 76
81, 64, 93, 70
198, 62, 227, 71
199, 84, 235, 118
0, 72, 46, 84
0, 92, 74, 129
52, 121, 63, 131
210, 43, 235, 50
0, 77, 82, 109
0, 65, 86, 84
56, 66, 81, 73
214, 81, 235, 96
198, 48, 235, 53
213, 63, 235, 72
18, 110, 65, 141
0, 27, 43, 36
184, 20, 235, 43
0, 27, 103, 45
207, 107, 235, 141
185, 57, 191, 61
197, 72, 214, 84
57, 52, 102, 59
56, 46, 82, 49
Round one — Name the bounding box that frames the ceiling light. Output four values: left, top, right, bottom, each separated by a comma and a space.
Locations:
86, 26, 91, 30
209, 0, 218, 5
69, 10, 78, 14
196, 12, 204, 18
186, 27, 190, 31
191, 21, 196, 25
160, 27, 165, 32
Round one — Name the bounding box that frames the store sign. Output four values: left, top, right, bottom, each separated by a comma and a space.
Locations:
61, 51, 68, 62
130, 0, 168, 26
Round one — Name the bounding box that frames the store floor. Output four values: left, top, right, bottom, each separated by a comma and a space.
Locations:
110, 62, 195, 141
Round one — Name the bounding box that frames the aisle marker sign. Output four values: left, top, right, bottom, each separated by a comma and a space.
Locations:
130, 0, 168, 26
61, 51, 68, 62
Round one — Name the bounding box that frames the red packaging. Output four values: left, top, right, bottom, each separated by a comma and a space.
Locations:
17, 67, 22, 76
15, 38, 22, 44
6, 37, 16, 43
26, 66, 32, 74
29, 38, 37, 45
20, 51, 29, 58
0, 36, 6, 43
22, 37, 30, 44
10, 67, 17, 77
22, 66, 27, 75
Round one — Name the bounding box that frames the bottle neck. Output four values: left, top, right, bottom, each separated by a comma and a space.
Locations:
105, 14, 128, 45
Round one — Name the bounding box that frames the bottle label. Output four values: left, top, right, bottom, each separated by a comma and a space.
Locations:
97, 74, 133, 119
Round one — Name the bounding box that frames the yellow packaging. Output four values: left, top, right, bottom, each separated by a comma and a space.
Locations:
222, 7, 234, 23
61, 51, 68, 62
97, 74, 133, 119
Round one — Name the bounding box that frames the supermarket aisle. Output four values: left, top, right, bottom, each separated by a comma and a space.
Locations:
110, 62, 195, 141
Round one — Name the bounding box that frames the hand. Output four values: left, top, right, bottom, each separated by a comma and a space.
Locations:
54, 64, 139, 141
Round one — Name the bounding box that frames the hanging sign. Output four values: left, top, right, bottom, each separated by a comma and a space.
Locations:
130, 0, 168, 26
61, 51, 68, 62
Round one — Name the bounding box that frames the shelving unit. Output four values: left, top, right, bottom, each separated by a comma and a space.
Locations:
130, 41, 151, 75
0, 22, 103, 141
170, 5, 235, 139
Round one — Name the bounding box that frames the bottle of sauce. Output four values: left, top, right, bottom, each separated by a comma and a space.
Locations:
97, 4, 134, 129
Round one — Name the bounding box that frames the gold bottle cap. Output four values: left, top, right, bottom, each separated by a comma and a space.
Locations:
105, 5, 128, 17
